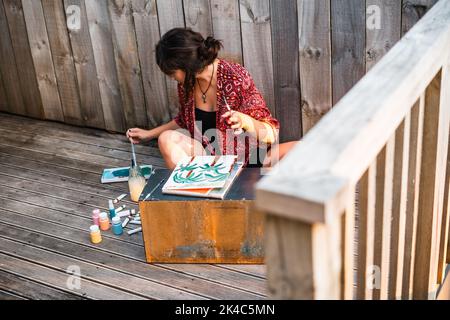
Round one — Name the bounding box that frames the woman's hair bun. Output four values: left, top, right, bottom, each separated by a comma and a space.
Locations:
198, 36, 222, 63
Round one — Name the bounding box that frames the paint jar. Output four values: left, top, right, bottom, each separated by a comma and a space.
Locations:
92, 209, 101, 226
99, 211, 110, 231
90, 225, 102, 244
108, 200, 116, 219
128, 159, 146, 202
111, 216, 123, 235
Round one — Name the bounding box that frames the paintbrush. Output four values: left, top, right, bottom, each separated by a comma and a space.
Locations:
223, 96, 244, 135
143, 178, 166, 201
128, 130, 138, 166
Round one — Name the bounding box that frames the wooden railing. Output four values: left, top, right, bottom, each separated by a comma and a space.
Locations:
256, 0, 450, 300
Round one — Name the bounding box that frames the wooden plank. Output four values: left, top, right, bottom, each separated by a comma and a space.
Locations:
21, 0, 64, 122
366, 0, 402, 71
437, 55, 450, 283
341, 185, 355, 299
0, 0, 25, 114
402, 0, 439, 35
265, 212, 342, 299
380, 135, 395, 300
414, 71, 448, 300
3, 0, 44, 119
356, 162, 377, 299
389, 116, 410, 299
63, 0, 105, 128
270, 0, 301, 142
402, 98, 424, 299
210, 0, 242, 64
183, 0, 212, 35
0, 236, 200, 300
156, 0, 185, 119
437, 265, 450, 300
239, 0, 275, 115
131, 0, 170, 128
0, 112, 162, 158
0, 128, 165, 167
0, 290, 27, 300
331, 0, 365, 104
297, 0, 332, 135
373, 145, 389, 300
256, 0, 450, 223
108, 0, 148, 129
0, 224, 264, 299
0, 270, 85, 300
41, 0, 83, 125
85, 0, 126, 132
0, 73, 7, 111
0, 252, 144, 300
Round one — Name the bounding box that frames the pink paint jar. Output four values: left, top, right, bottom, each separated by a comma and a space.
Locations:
92, 209, 101, 226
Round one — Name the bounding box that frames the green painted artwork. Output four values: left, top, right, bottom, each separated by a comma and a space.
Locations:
163, 156, 237, 190
101, 165, 153, 183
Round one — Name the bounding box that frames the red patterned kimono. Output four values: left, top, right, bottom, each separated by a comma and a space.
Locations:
174, 59, 280, 166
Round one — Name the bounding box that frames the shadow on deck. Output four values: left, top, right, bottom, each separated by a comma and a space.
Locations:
0, 112, 266, 300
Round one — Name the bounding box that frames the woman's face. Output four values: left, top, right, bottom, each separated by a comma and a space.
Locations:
169, 70, 186, 84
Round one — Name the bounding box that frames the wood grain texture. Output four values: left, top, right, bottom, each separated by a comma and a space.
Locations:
366, 0, 402, 71
356, 162, 377, 299
331, 0, 365, 104
240, 0, 275, 115
21, 0, 64, 121
211, 0, 242, 64
0, 73, 7, 111
402, 0, 439, 35
0, 270, 85, 300
131, 0, 170, 128
3, 0, 44, 119
183, 0, 212, 35
85, 0, 126, 132
402, 98, 424, 299
413, 71, 445, 300
41, 0, 83, 125
156, 0, 185, 119
0, 0, 25, 114
0, 112, 266, 300
64, 0, 105, 128
298, 0, 332, 135
108, 0, 147, 128
270, 0, 301, 142
388, 118, 410, 299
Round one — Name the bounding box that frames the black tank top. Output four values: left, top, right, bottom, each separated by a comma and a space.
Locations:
195, 107, 217, 138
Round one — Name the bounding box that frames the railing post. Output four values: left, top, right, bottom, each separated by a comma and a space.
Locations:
264, 209, 342, 299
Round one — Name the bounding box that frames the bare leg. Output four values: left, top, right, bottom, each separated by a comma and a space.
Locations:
158, 130, 207, 169
263, 141, 299, 168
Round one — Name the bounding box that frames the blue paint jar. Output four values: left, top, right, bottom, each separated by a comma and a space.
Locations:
111, 216, 123, 235
108, 200, 116, 219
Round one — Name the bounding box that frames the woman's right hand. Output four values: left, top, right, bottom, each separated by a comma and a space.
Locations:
127, 128, 152, 144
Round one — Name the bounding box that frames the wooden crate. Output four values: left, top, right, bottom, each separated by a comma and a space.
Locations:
139, 169, 265, 264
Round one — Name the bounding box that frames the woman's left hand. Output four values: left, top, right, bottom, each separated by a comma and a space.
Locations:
221, 111, 249, 131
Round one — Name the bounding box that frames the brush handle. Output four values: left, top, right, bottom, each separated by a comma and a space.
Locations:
130, 140, 137, 165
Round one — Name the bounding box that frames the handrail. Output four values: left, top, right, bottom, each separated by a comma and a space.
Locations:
256, 0, 450, 224
256, 0, 450, 300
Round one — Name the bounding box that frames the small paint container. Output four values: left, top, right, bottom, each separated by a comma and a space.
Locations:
113, 193, 127, 204
122, 217, 130, 228
99, 211, 110, 231
115, 205, 126, 213
108, 200, 116, 219
111, 216, 123, 235
90, 225, 102, 244
92, 209, 101, 226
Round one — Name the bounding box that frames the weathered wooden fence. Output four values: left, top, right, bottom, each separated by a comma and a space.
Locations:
256, 0, 450, 300
0, 0, 438, 142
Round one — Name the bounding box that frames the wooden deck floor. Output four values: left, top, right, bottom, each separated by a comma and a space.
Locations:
0, 112, 266, 300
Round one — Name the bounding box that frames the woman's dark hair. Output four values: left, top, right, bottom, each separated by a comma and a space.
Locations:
156, 28, 223, 102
